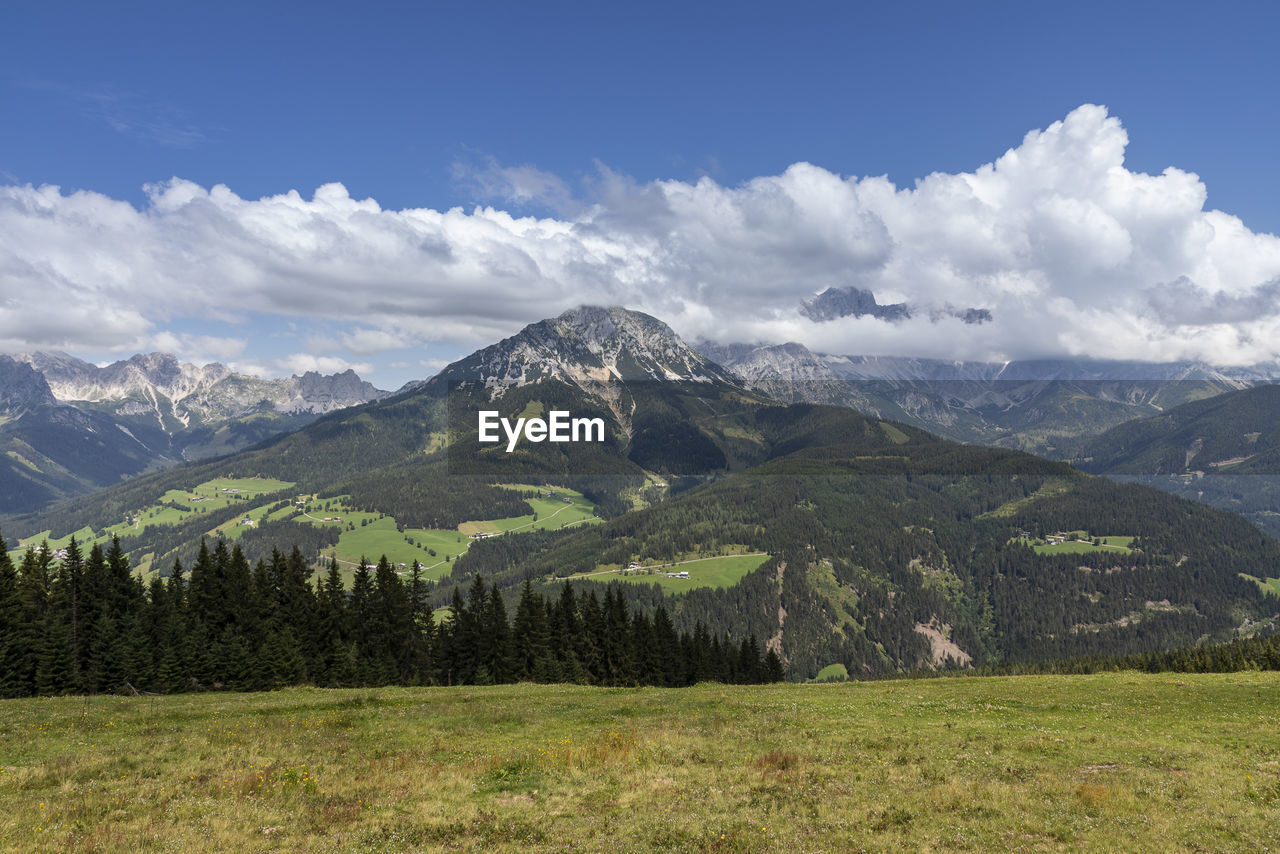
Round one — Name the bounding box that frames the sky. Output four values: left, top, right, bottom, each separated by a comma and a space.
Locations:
3, 0, 1280, 389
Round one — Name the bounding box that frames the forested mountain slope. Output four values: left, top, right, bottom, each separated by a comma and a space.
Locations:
5, 307, 1278, 682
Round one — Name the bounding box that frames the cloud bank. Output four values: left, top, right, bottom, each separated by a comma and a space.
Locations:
4, 104, 1280, 374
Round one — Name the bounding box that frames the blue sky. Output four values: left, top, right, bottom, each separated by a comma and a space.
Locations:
3, 0, 1280, 388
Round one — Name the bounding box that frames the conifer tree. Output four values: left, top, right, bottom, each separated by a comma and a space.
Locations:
0, 532, 24, 698
481, 583, 513, 683
315, 558, 348, 685
511, 578, 549, 679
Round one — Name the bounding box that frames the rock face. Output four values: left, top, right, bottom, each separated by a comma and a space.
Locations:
0, 350, 390, 515
798, 286, 991, 325
15, 351, 387, 427
697, 341, 855, 408
0, 356, 57, 413
800, 287, 911, 323
435, 306, 739, 393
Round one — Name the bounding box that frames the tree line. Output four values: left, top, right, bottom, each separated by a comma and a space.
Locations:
0, 532, 782, 697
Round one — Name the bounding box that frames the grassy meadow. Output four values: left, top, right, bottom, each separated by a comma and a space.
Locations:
8, 479, 601, 589
571, 553, 772, 592
2, 673, 1279, 852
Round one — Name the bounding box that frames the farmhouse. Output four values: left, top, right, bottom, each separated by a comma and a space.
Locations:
666, 571, 690, 579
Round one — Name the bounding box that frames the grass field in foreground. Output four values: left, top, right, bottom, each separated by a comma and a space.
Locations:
2, 673, 1278, 852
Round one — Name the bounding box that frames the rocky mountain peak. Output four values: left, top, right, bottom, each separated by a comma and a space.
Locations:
801, 287, 911, 323
0, 355, 57, 413
436, 305, 740, 392
7, 350, 387, 424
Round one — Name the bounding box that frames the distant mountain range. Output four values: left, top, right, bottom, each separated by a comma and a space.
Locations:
8, 305, 1278, 680
0, 351, 387, 513
1064, 384, 1280, 537
698, 339, 1280, 455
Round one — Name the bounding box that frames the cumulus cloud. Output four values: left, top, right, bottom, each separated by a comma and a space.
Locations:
4, 104, 1280, 371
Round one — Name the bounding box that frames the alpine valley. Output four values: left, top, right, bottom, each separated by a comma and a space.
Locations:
4, 306, 1280, 682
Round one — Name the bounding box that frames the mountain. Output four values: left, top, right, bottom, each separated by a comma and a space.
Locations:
0, 356, 57, 414
701, 341, 1267, 455
798, 286, 991, 325
17, 351, 385, 425
1071, 383, 1280, 475
434, 306, 765, 475
800, 286, 911, 322
1069, 384, 1280, 536
0, 351, 388, 514
6, 306, 1279, 680
437, 305, 734, 389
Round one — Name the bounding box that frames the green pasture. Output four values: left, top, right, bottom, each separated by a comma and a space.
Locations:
2, 673, 1279, 852
571, 552, 770, 592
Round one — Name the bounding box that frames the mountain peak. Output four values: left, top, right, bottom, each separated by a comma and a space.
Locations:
0, 355, 57, 413
434, 305, 740, 392
801, 287, 911, 323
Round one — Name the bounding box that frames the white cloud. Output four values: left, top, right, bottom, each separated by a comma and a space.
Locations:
4, 104, 1280, 369
453, 155, 580, 216
234, 353, 374, 378
339, 327, 413, 355
145, 331, 246, 363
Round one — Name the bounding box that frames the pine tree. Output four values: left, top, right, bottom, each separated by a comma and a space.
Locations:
482, 583, 513, 684
651, 605, 681, 687
738, 635, 763, 684
763, 648, 785, 682
370, 555, 408, 683
512, 578, 550, 679
315, 559, 348, 686
405, 561, 434, 684
0, 531, 25, 698
349, 558, 374, 684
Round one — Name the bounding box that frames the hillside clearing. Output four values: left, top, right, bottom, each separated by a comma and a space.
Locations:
569, 552, 770, 591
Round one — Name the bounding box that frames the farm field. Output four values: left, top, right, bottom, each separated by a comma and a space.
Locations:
10, 477, 298, 563
1013, 533, 1137, 556
1242, 572, 1280, 598
8, 481, 599, 588
457, 488, 598, 536
298, 486, 600, 586
571, 552, 771, 592
1, 673, 1278, 852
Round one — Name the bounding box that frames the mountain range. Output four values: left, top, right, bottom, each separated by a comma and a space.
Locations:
0, 351, 387, 513
6, 305, 1278, 680
698, 339, 1278, 454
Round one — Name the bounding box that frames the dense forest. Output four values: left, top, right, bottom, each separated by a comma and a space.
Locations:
0, 533, 782, 698
437, 468, 1279, 678
961, 629, 1280, 677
